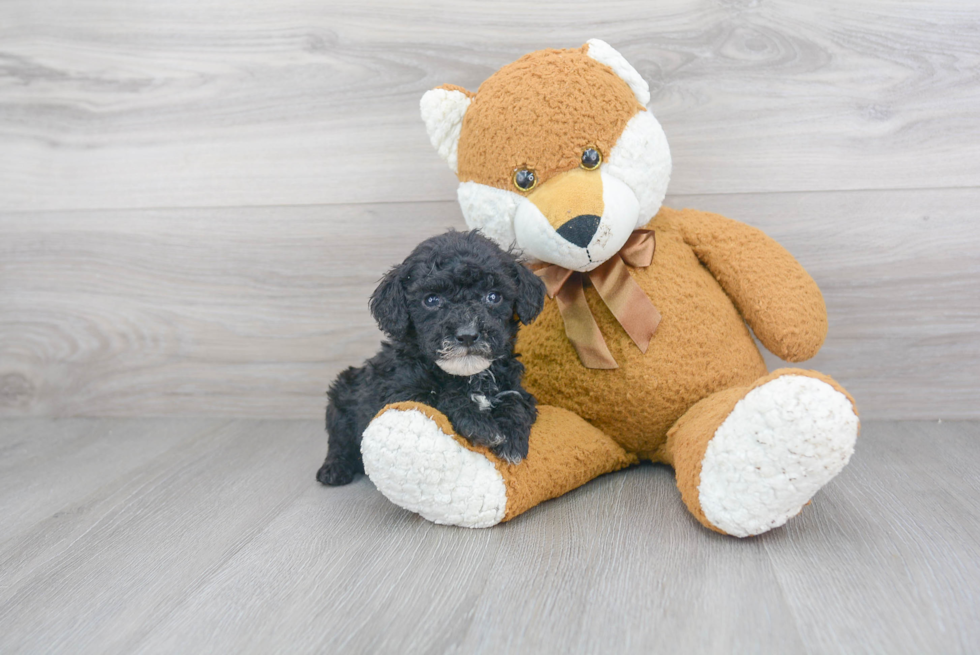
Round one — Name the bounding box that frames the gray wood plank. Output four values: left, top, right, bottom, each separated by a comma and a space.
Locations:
763, 420, 980, 655
2, 188, 977, 420
135, 466, 809, 655
0, 419, 324, 654
1, 1, 978, 211
453, 469, 808, 655
0, 418, 226, 541
1, 419, 976, 654
0, 202, 466, 417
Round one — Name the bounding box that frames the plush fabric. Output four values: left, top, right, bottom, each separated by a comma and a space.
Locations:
374, 401, 639, 523
516, 205, 831, 454
665, 368, 858, 535
360, 40, 860, 536
454, 45, 642, 193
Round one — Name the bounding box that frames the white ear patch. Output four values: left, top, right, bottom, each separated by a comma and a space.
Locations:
586, 39, 651, 107
420, 88, 471, 173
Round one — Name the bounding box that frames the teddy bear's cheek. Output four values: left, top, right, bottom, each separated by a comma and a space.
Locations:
604, 110, 673, 225
513, 199, 592, 271
588, 174, 642, 263
456, 181, 522, 256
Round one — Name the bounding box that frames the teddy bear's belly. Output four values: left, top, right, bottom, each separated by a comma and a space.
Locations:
517, 235, 767, 457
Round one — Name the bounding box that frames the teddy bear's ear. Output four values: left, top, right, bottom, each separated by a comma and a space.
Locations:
584, 39, 651, 107
420, 84, 474, 174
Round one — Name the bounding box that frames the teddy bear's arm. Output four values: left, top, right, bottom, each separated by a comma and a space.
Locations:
663, 208, 828, 362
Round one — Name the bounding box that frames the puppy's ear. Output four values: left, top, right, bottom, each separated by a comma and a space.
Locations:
513, 262, 546, 325
370, 264, 410, 338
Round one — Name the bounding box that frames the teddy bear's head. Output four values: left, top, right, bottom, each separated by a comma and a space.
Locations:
421, 40, 671, 272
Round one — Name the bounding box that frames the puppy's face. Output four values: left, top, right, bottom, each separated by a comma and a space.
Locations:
370, 231, 545, 376
406, 259, 515, 376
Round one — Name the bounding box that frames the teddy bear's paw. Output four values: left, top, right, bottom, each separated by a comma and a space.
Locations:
361, 407, 508, 528
698, 374, 859, 537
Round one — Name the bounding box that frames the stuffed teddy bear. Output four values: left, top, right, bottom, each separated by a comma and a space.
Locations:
359, 40, 859, 537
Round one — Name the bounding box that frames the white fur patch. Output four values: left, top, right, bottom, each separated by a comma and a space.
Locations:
698, 375, 859, 538
585, 39, 651, 106
604, 111, 672, 225
361, 408, 508, 528
436, 355, 491, 376
471, 393, 492, 411
457, 181, 522, 252
420, 88, 471, 173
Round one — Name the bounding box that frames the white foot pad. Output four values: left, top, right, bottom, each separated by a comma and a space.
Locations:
698, 375, 859, 537
361, 408, 507, 528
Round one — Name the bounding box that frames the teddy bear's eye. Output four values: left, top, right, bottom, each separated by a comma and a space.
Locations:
581, 148, 602, 171
513, 169, 537, 192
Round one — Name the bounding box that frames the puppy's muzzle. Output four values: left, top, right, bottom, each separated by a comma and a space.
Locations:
437, 332, 493, 377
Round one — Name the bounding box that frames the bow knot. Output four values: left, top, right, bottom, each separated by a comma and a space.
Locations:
535, 229, 661, 369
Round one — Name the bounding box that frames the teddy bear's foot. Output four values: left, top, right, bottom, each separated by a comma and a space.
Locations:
362, 401, 639, 527
361, 404, 509, 528
668, 369, 859, 537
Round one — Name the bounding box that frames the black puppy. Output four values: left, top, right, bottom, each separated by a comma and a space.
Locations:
316, 230, 546, 486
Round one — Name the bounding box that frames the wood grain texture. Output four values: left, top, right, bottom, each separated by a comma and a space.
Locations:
2, 188, 977, 419
0, 1, 979, 211
0, 417, 225, 538
0, 418, 977, 654
0, 202, 467, 417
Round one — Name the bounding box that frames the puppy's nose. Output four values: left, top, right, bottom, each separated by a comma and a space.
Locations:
556, 214, 600, 248
455, 326, 479, 347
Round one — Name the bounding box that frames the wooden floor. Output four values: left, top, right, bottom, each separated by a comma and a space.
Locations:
0, 418, 977, 654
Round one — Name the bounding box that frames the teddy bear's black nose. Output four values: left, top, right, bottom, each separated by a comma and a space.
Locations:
556, 214, 600, 248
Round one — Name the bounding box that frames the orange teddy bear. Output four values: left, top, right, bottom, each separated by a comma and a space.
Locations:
359, 40, 859, 537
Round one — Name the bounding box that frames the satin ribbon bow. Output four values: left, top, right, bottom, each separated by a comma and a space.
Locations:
534, 229, 661, 369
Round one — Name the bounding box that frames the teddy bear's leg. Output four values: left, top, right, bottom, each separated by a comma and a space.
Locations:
361, 401, 638, 528
663, 368, 859, 537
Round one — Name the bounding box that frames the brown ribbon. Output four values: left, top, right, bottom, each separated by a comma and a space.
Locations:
535, 230, 661, 369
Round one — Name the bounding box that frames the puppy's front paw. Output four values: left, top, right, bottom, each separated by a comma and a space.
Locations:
451, 415, 502, 448
488, 412, 532, 464
316, 458, 358, 486
491, 437, 528, 464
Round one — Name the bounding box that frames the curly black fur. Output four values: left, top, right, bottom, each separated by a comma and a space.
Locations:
316, 230, 546, 486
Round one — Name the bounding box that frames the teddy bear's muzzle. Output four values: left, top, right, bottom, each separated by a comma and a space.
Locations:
514, 168, 639, 272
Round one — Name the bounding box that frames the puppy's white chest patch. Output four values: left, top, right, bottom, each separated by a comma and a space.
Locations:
470, 393, 492, 412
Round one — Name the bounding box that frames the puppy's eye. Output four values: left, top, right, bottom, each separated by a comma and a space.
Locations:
485, 291, 502, 305
581, 148, 602, 170
423, 294, 442, 309
513, 169, 537, 192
